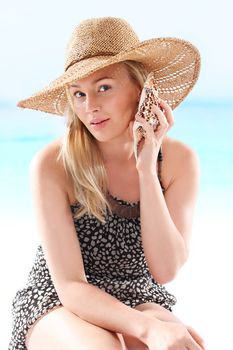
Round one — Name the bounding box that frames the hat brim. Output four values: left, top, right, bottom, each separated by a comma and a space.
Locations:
17, 37, 200, 115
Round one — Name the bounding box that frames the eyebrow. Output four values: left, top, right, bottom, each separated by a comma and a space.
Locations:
70, 76, 113, 88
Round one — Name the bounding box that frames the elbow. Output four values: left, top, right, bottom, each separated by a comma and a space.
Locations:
153, 268, 178, 285
152, 249, 189, 285
57, 280, 87, 312
154, 267, 179, 284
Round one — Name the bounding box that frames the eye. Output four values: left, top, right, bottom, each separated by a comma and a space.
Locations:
99, 84, 111, 92
74, 91, 85, 98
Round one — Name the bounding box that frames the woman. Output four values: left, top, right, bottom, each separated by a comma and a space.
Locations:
9, 17, 205, 349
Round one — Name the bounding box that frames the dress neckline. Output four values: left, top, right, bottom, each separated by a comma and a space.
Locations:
70, 192, 140, 219
70, 193, 139, 207
70, 146, 164, 215
107, 191, 140, 206
106, 191, 140, 218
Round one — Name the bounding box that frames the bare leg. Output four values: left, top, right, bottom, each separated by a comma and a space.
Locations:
26, 305, 125, 350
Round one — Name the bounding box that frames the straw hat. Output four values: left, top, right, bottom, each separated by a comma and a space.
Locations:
17, 17, 201, 116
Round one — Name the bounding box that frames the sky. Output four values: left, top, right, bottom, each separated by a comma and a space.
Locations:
0, 0, 232, 104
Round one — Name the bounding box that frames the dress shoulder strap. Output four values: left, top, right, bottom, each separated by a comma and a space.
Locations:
157, 146, 165, 193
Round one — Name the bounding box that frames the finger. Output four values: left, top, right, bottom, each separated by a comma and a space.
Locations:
151, 105, 169, 130
135, 113, 166, 144
135, 111, 160, 132
187, 325, 205, 342
157, 99, 174, 130
186, 326, 205, 350
186, 335, 204, 350
134, 115, 155, 138
148, 106, 169, 139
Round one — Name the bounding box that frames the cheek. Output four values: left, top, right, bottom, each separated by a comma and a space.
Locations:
115, 93, 138, 116
73, 100, 81, 114
72, 103, 86, 123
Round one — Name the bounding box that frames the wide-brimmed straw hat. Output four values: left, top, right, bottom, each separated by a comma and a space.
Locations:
17, 17, 201, 116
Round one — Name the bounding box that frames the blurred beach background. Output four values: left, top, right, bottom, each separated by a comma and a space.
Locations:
1, 0, 232, 349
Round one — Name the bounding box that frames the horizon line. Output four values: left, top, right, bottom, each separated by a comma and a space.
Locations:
0, 97, 233, 109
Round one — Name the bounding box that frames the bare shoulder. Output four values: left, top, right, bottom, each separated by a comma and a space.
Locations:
162, 135, 199, 161
161, 136, 200, 188
30, 137, 62, 169
30, 137, 68, 185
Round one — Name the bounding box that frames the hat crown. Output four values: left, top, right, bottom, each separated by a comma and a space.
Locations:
65, 17, 140, 71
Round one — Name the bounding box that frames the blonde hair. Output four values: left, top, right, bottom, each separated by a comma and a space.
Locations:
58, 60, 148, 222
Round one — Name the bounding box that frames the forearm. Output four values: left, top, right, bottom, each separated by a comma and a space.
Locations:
60, 280, 152, 340
138, 170, 187, 283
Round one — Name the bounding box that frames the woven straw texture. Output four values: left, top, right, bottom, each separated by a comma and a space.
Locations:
17, 17, 201, 116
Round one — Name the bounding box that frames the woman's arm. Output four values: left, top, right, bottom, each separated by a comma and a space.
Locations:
133, 96, 200, 284
138, 140, 200, 284
29, 141, 202, 350
29, 142, 154, 340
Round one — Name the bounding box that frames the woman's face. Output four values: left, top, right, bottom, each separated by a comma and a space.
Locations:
68, 63, 141, 143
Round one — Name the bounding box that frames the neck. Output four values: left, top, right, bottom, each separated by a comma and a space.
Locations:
97, 138, 135, 164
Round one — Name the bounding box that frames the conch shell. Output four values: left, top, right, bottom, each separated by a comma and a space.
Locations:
133, 72, 160, 159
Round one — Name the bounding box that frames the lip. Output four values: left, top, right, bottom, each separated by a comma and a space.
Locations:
90, 118, 110, 129
90, 118, 110, 125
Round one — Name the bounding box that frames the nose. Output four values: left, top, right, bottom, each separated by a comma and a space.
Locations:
85, 93, 100, 113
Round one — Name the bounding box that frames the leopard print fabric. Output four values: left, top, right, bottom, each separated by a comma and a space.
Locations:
8, 190, 176, 350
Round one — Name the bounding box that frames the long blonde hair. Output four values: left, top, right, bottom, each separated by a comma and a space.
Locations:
58, 60, 148, 222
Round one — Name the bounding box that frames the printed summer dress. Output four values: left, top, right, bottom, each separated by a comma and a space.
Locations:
8, 150, 177, 349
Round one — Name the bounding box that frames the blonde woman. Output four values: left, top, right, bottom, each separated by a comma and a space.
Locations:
9, 17, 205, 350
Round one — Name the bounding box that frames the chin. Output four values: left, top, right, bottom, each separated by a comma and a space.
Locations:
94, 135, 114, 143
91, 128, 128, 144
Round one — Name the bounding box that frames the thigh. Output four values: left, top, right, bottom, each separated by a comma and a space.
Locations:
26, 306, 124, 350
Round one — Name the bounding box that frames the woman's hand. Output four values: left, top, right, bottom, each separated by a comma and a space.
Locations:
142, 318, 204, 350
124, 304, 205, 350
186, 325, 205, 350
134, 303, 205, 350
133, 99, 174, 173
